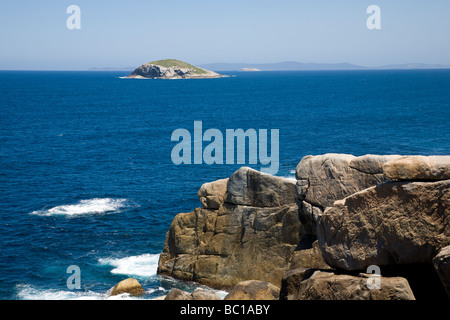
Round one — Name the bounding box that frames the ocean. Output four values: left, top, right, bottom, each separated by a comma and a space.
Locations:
0, 69, 449, 299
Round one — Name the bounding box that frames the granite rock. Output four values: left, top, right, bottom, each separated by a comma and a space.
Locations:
383, 155, 450, 181
109, 278, 145, 297
224, 280, 280, 300
280, 268, 415, 300
317, 179, 450, 270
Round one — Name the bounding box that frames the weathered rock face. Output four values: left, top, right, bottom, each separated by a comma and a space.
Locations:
432, 245, 450, 298
280, 268, 415, 300
197, 178, 228, 210
226, 168, 297, 207
317, 179, 450, 271
295, 154, 401, 234
224, 280, 280, 300
296, 154, 400, 208
383, 155, 450, 181
158, 167, 302, 289
109, 278, 145, 297
129, 64, 184, 79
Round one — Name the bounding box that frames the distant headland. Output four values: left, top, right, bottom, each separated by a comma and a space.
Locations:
125, 59, 224, 79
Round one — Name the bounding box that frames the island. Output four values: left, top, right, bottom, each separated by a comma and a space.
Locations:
125, 59, 224, 79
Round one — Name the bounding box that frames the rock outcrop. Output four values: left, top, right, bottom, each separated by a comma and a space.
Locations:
126, 59, 223, 79
224, 280, 280, 300
280, 268, 415, 300
295, 154, 401, 235
225, 168, 297, 207
197, 178, 228, 210
109, 278, 145, 297
317, 179, 450, 271
158, 167, 302, 289
157, 153, 450, 299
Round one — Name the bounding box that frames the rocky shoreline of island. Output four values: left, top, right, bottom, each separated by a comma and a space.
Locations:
125, 59, 225, 79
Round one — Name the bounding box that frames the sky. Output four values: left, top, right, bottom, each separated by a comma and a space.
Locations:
0, 0, 449, 70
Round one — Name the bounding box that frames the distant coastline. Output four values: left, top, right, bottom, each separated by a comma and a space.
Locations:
200, 61, 450, 72
88, 61, 450, 72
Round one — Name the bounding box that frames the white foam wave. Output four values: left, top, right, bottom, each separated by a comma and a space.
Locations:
16, 283, 223, 300
98, 254, 160, 277
158, 275, 228, 299
16, 284, 142, 300
31, 198, 132, 217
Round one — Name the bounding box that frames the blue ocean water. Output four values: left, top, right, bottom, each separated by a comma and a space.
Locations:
0, 70, 449, 299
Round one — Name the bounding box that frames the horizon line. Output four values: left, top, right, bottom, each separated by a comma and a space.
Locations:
1, 61, 450, 72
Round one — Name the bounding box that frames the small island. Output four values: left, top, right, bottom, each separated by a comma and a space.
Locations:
126, 59, 224, 79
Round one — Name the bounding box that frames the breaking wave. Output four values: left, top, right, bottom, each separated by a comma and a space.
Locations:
15, 284, 141, 300
30, 198, 134, 217
98, 254, 160, 277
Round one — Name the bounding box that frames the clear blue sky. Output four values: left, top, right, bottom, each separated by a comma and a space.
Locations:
1, 0, 449, 70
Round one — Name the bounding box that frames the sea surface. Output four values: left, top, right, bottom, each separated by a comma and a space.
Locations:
0, 70, 449, 299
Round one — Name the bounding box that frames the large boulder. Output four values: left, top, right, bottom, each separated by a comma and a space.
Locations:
317, 179, 450, 271
164, 288, 222, 300
383, 155, 450, 181
295, 154, 400, 234
432, 245, 450, 298
296, 154, 400, 209
109, 278, 145, 297
226, 167, 297, 207
198, 178, 228, 209
158, 167, 302, 289
191, 288, 223, 300
280, 268, 415, 300
224, 280, 280, 300
164, 288, 193, 300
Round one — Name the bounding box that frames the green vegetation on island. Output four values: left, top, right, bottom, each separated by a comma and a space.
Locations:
147, 59, 208, 74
